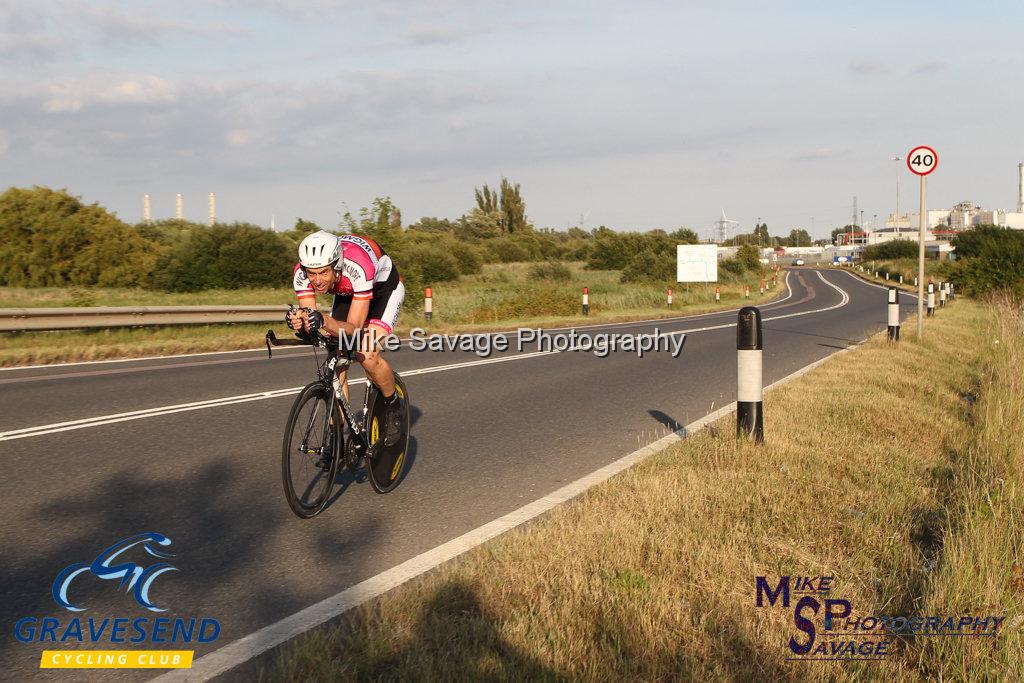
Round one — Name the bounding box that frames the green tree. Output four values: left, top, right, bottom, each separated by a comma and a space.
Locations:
152, 223, 293, 292
339, 197, 405, 259
474, 178, 530, 234
0, 186, 160, 287
474, 184, 499, 215
787, 228, 812, 247
862, 239, 918, 260
736, 244, 761, 272
669, 228, 700, 244
753, 222, 770, 245
499, 177, 529, 234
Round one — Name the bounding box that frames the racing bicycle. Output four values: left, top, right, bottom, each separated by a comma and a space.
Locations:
265, 328, 411, 518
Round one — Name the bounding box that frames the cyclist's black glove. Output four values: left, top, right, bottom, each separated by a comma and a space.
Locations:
304, 308, 325, 333
285, 305, 298, 330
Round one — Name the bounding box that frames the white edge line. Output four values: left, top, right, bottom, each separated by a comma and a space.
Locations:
152, 330, 859, 683
2, 279, 796, 373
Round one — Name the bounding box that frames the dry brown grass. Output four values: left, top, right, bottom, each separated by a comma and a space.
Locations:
260, 299, 1021, 681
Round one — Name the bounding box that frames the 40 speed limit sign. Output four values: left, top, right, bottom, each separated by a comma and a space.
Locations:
907, 146, 938, 176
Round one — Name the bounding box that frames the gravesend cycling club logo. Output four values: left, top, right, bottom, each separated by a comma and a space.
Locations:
13, 532, 221, 670
53, 532, 178, 612
755, 574, 1009, 662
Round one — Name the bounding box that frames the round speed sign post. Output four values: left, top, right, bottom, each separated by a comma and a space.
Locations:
907, 146, 938, 339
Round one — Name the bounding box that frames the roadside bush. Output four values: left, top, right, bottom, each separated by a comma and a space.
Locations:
402, 243, 460, 284
943, 226, 1024, 297
0, 186, 160, 287
528, 260, 572, 282
484, 239, 531, 263
447, 240, 483, 275
620, 249, 675, 283
862, 239, 918, 260
735, 244, 761, 272
719, 257, 745, 276
151, 223, 293, 292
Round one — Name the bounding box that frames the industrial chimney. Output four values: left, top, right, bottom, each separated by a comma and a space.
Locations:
143, 194, 151, 224
1018, 162, 1023, 213
208, 192, 216, 226
175, 193, 183, 220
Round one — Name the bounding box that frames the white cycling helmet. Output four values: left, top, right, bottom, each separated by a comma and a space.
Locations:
298, 231, 342, 269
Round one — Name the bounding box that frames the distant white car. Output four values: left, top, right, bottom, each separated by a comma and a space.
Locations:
794, 258, 805, 266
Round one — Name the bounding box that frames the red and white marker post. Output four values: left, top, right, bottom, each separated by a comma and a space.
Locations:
424, 287, 433, 321
582, 287, 589, 316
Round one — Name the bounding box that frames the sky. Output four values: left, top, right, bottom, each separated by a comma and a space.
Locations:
2, 0, 1023, 240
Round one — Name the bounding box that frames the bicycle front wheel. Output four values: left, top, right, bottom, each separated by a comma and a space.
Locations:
282, 383, 341, 518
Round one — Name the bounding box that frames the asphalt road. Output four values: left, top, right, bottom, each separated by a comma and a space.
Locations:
0, 269, 915, 681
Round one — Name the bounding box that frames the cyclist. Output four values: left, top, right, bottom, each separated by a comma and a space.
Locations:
286, 230, 405, 446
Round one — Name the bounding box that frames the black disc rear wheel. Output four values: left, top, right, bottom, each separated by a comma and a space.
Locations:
282, 384, 341, 518
366, 374, 411, 494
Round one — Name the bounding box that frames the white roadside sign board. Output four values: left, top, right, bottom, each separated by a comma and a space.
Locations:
677, 244, 719, 282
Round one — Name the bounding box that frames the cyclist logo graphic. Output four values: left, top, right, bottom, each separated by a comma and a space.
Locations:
52, 533, 178, 613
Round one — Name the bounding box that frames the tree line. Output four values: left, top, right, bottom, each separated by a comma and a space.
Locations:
0, 183, 766, 296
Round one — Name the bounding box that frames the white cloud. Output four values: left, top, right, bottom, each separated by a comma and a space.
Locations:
42, 75, 180, 112
225, 129, 255, 147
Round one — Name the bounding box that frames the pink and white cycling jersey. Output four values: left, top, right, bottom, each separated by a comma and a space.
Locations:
292, 234, 394, 301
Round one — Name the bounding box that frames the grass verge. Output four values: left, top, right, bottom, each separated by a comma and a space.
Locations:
259, 297, 1022, 681
0, 263, 781, 367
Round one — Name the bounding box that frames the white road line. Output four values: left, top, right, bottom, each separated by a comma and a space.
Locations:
150, 332, 858, 683
2, 271, 844, 443
835, 268, 921, 299
1, 280, 797, 373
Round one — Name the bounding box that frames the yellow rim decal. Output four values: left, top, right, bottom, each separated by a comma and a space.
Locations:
390, 452, 405, 481
371, 416, 379, 444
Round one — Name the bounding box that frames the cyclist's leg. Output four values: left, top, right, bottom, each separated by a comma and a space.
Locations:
359, 281, 404, 396
331, 294, 354, 402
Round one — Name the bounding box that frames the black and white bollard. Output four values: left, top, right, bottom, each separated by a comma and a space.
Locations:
899, 275, 904, 285
939, 282, 947, 308
582, 287, 589, 317
927, 283, 935, 317
745, 285, 750, 298
667, 287, 673, 308
737, 306, 764, 444
885, 272, 889, 281
715, 286, 720, 302
887, 287, 900, 342
424, 287, 433, 321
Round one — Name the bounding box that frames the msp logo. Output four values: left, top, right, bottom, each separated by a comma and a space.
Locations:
53, 533, 177, 612
14, 532, 221, 670
755, 575, 1007, 662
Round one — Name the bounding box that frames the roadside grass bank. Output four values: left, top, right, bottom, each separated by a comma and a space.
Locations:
259, 298, 1022, 681
0, 263, 780, 367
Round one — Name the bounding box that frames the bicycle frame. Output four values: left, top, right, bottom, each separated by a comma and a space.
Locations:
266, 329, 374, 448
